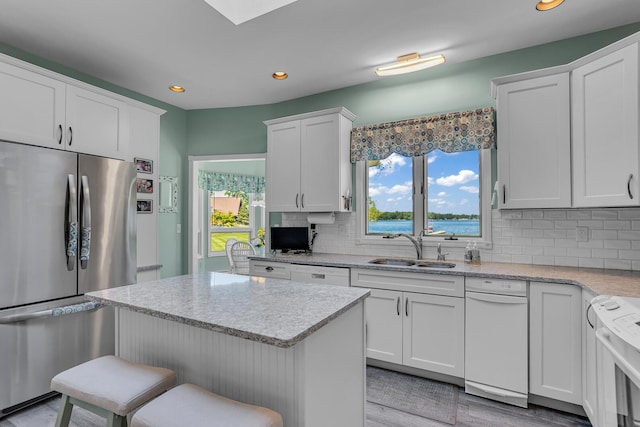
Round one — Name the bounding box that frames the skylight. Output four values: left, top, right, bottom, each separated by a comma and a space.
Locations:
202, 0, 299, 25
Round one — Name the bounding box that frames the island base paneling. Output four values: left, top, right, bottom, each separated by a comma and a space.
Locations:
115, 303, 365, 427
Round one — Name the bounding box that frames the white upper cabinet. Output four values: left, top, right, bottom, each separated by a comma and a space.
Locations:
0, 61, 66, 149
572, 43, 639, 207
0, 54, 132, 160
266, 120, 301, 212
65, 85, 130, 160
493, 33, 640, 209
496, 73, 571, 209
266, 107, 355, 212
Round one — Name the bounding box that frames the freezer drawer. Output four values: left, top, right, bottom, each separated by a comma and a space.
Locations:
0, 298, 114, 416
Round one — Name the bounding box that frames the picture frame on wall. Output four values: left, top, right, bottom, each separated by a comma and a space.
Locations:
135, 158, 153, 174
136, 178, 154, 193
137, 199, 153, 214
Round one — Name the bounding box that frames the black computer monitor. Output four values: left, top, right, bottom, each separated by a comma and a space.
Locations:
270, 227, 309, 252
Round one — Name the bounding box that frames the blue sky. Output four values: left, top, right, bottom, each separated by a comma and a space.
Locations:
368, 150, 480, 215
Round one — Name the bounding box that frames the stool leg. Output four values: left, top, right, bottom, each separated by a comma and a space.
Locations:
106, 412, 128, 427
54, 394, 73, 427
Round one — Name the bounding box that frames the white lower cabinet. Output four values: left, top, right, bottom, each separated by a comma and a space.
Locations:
249, 260, 291, 279
529, 282, 583, 405
364, 289, 403, 364
352, 269, 464, 378
582, 289, 599, 426
403, 292, 464, 376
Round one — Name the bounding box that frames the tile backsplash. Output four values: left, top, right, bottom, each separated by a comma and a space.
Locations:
282, 207, 640, 271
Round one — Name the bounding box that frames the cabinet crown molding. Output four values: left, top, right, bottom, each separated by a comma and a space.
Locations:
263, 107, 356, 126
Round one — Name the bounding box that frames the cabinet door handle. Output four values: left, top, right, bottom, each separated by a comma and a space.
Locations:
295, 193, 299, 208
502, 185, 506, 205
301, 193, 305, 209
58, 124, 63, 144
265, 266, 274, 272
586, 303, 594, 329
396, 297, 400, 316
68, 126, 73, 146
311, 273, 325, 279
628, 174, 634, 199
405, 297, 409, 317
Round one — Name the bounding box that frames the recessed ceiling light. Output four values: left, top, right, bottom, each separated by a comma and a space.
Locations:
169, 85, 186, 93
272, 72, 288, 80
536, 0, 564, 11
375, 53, 446, 77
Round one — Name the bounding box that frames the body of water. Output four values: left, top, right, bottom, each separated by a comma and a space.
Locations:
368, 219, 480, 236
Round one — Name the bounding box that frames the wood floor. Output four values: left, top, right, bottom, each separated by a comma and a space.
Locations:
1, 378, 592, 427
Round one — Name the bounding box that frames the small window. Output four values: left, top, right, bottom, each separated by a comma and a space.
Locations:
208, 191, 265, 257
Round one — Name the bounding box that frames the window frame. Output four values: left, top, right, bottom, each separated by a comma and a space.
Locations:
356, 149, 493, 250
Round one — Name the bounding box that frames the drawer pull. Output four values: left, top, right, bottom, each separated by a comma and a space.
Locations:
265, 266, 274, 272
405, 297, 409, 317
396, 297, 400, 316
311, 273, 325, 279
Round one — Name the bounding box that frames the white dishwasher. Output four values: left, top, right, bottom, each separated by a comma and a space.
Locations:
465, 277, 528, 408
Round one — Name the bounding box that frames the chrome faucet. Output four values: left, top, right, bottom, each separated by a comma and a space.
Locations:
384, 232, 423, 259
437, 243, 449, 261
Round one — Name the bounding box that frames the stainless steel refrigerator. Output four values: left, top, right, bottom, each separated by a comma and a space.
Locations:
0, 140, 136, 416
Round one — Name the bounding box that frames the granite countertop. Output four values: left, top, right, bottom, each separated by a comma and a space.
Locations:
251, 253, 640, 298
86, 272, 369, 348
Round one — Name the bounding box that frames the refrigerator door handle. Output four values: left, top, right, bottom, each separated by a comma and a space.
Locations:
0, 301, 103, 324
80, 175, 92, 269
66, 174, 78, 271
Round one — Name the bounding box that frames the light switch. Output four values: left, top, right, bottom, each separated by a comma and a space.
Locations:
177, 224, 181, 234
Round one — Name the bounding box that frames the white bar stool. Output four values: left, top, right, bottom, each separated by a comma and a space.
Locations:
131, 383, 283, 427
50, 355, 177, 427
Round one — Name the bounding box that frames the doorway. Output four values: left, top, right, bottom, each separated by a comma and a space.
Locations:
188, 154, 266, 273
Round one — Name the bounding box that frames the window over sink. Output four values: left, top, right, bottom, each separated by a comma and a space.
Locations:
356, 148, 492, 247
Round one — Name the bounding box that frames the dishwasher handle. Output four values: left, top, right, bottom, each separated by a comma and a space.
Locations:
466, 292, 527, 304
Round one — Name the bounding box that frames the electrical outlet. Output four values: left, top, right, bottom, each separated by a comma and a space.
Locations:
576, 226, 588, 242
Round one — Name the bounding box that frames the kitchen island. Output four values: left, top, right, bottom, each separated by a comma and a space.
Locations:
86, 272, 370, 427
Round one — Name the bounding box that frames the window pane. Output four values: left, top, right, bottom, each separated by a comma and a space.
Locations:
426, 150, 481, 237
210, 231, 251, 252
367, 153, 414, 235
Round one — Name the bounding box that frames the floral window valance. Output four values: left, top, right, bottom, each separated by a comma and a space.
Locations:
350, 107, 496, 162
198, 170, 265, 194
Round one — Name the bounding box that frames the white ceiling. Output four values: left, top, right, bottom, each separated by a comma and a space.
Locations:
1, 0, 639, 110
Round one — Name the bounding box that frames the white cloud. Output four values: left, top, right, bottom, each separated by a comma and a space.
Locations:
388, 183, 411, 195
427, 154, 437, 164
369, 153, 408, 177
437, 191, 447, 197
427, 177, 434, 186
436, 170, 478, 187
428, 198, 447, 206
460, 186, 479, 194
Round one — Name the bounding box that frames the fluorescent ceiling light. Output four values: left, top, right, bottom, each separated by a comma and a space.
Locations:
536, 0, 565, 11
202, 0, 299, 25
375, 53, 446, 77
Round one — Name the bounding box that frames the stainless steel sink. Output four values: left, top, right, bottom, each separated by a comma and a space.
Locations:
368, 258, 416, 266
416, 261, 456, 269
368, 258, 456, 268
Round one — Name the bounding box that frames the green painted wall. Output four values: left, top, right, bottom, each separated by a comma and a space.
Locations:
187, 23, 640, 158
